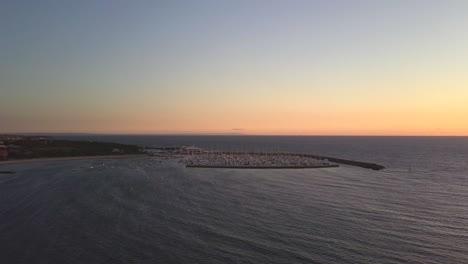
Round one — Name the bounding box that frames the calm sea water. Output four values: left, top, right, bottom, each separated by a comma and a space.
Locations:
1, 136, 468, 263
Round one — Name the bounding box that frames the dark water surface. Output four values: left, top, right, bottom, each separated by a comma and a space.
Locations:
1, 136, 468, 263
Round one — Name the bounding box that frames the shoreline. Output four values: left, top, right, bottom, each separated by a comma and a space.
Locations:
0, 154, 147, 165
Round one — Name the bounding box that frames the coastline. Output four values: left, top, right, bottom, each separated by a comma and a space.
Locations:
0, 154, 147, 165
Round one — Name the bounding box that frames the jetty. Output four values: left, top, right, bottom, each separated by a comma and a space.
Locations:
317, 155, 384, 170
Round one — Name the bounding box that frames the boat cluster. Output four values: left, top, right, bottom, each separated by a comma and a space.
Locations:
183, 153, 335, 168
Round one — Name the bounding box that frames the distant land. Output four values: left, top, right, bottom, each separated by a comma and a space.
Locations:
0, 135, 143, 161
1, 132, 247, 136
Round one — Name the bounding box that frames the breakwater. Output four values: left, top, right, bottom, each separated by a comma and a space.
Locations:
266, 152, 385, 170
318, 156, 385, 170
186, 164, 339, 169
191, 151, 385, 170
148, 147, 385, 170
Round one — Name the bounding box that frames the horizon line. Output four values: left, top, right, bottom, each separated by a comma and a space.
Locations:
2, 132, 468, 137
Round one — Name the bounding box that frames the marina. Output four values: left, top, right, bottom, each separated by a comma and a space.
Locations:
146, 146, 384, 170
183, 152, 338, 169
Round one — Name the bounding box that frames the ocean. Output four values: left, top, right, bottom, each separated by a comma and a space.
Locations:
1, 136, 467, 263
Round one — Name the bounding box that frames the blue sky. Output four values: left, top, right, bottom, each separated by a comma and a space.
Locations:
1, 0, 468, 135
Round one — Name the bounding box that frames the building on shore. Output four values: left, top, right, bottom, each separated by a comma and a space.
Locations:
182, 146, 204, 155
112, 148, 125, 154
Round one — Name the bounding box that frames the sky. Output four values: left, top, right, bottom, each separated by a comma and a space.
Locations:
1, 0, 468, 135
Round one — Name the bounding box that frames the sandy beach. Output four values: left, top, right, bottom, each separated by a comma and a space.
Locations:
0, 154, 147, 165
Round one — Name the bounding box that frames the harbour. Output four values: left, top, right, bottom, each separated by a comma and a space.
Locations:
146, 146, 385, 170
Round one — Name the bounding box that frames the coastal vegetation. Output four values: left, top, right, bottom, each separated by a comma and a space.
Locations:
0, 135, 142, 160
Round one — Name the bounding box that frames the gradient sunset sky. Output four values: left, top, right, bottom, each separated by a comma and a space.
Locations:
1, 0, 468, 135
